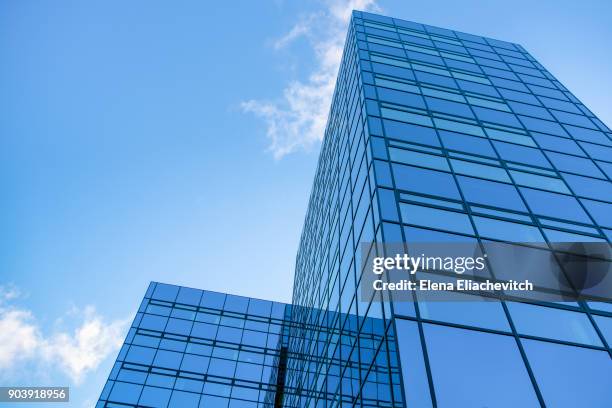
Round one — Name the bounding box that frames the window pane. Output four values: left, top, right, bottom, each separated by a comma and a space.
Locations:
418, 295, 510, 331
520, 187, 591, 224
581, 199, 612, 228
389, 148, 450, 171
523, 339, 612, 408
383, 119, 440, 147
395, 319, 433, 407
508, 302, 602, 346
423, 324, 540, 407
400, 203, 474, 234
593, 315, 612, 344
450, 159, 510, 182
510, 170, 570, 194
439, 130, 496, 157
546, 151, 604, 178
457, 175, 527, 211
392, 163, 460, 199
494, 141, 551, 168
473, 216, 544, 242
563, 173, 612, 201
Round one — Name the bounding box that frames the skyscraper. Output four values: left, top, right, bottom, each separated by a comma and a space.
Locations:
99, 10, 612, 408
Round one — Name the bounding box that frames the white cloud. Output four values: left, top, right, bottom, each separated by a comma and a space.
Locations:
242, 0, 380, 159
42, 306, 128, 383
0, 288, 129, 384
0, 309, 40, 369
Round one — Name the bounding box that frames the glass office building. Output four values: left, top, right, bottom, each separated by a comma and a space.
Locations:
99, 10, 612, 408
98, 282, 292, 407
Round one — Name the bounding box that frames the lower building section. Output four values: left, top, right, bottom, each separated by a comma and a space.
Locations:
98, 282, 404, 408
98, 282, 289, 407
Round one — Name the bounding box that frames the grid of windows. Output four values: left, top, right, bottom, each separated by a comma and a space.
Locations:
287, 16, 403, 407
351, 10, 612, 408
98, 282, 289, 408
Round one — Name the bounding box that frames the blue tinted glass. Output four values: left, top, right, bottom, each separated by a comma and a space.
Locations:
508, 302, 602, 346
395, 319, 433, 407
176, 287, 203, 306
140, 314, 168, 331
423, 324, 539, 407
593, 315, 612, 344
597, 160, 612, 179
519, 187, 591, 223
389, 148, 449, 171
457, 175, 527, 211
510, 171, 569, 194
191, 322, 218, 339
419, 296, 510, 331
168, 390, 200, 408
439, 130, 496, 157
383, 119, 440, 147
392, 163, 460, 199
166, 318, 193, 335
146, 373, 175, 388
493, 141, 551, 167
374, 159, 393, 188
154, 350, 183, 370
415, 71, 458, 88
519, 116, 568, 137
473, 216, 544, 242
152, 283, 179, 302
533, 133, 584, 156
523, 339, 612, 408
581, 199, 612, 228
450, 159, 510, 182
378, 188, 399, 222
400, 203, 474, 234
425, 96, 475, 118
456, 79, 499, 97
579, 141, 612, 161
546, 151, 604, 178
499, 88, 540, 104
125, 345, 156, 365
109, 382, 143, 405
200, 395, 228, 407
372, 62, 415, 80
175, 378, 204, 393
563, 173, 612, 201
180, 354, 209, 374
223, 295, 249, 313
207, 358, 236, 377
200, 291, 225, 309
139, 386, 172, 407
216, 326, 243, 343
247, 299, 272, 317
473, 106, 522, 127
543, 228, 605, 242
564, 124, 608, 143
508, 101, 554, 120
378, 87, 426, 109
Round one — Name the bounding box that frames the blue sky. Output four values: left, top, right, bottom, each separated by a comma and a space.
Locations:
1, 0, 610, 406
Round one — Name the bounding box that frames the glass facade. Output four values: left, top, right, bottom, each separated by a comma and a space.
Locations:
99, 10, 612, 408
342, 10, 612, 408
98, 282, 290, 407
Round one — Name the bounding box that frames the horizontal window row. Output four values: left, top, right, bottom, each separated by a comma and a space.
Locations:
371, 102, 612, 164
384, 162, 610, 230
362, 34, 553, 88
357, 16, 527, 60
365, 60, 608, 137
